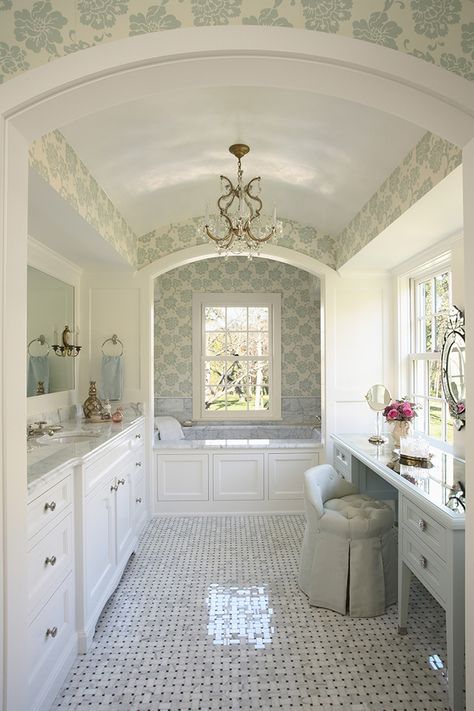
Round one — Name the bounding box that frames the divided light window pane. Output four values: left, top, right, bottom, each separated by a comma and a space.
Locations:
203, 304, 271, 414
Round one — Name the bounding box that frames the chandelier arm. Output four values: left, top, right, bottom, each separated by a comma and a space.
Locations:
244, 180, 263, 217
246, 222, 276, 244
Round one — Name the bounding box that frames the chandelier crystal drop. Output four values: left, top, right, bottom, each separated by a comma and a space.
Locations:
201, 144, 282, 257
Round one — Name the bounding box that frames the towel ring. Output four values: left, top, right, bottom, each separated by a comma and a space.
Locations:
27, 334, 51, 356
101, 334, 124, 356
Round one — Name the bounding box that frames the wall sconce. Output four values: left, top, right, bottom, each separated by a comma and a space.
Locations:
52, 325, 81, 357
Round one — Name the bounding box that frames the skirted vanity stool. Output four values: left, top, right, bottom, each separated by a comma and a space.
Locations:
299, 464, 397, 617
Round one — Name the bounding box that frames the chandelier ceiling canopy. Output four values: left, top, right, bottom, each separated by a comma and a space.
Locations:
202, 144, 282, 257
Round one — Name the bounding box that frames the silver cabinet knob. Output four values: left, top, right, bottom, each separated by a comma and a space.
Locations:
110, 483, 118, 492
135, 497, 142, 504
44, 501, 56, 512
117, 478, 125, 486
135, 461, 142, 467
45, 555, 57, 567
418, 519, 427, 531
419, 555, 427, 569
135, 433, 141, 439
46, 626, 58, 638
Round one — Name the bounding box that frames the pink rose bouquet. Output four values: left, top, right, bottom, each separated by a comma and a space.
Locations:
383, 398, 418, 422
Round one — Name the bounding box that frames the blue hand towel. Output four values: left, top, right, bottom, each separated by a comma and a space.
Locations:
27, 355, 50, 396
99, 354, 123, 401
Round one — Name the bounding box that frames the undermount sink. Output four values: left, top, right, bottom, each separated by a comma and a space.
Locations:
37, 431, 100, 445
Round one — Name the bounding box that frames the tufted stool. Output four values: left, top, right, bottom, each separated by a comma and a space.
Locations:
299, 464, 397, 617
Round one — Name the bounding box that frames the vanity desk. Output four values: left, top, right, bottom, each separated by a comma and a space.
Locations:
331, 434, 465, 711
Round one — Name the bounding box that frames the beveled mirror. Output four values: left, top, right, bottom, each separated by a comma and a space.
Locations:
441, 306, 465, 430
365, 384, 391, 444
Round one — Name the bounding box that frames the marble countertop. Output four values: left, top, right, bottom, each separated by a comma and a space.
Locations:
27, 414, 144, 498
154, 438, 322, 449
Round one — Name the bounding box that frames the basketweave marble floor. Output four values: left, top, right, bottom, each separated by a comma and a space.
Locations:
51, 515, 454, 711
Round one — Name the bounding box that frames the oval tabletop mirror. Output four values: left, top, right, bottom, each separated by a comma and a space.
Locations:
365, 384, 392, 444
441, 306, 465, 430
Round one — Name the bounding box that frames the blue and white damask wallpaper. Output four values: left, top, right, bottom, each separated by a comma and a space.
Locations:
1, 1, 474, 85
154, 257, 321, 423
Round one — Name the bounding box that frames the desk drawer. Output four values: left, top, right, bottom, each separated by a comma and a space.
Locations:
401, 529, 447, 606
333, 443, 351, 480
401, 496, 447, 561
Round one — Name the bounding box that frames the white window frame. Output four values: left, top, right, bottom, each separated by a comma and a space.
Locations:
397, 250, 453, 449
192, 292, 281, 421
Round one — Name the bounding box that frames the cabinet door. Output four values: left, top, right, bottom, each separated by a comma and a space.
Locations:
268, 452, 319, 500
213, 453, 264, 501
84, 478, 115, 619
115, 469, 134, 567
157, 454, 209, 501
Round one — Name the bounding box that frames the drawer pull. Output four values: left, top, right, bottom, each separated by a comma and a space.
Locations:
117, 478, 126, 486
44, 501, 56, 512
46, 626, 58, 639
419, 555, 427, 569
135, 497, 142, 504
418, 519, 427, 531
340, 453, 346, 462
135, 433, 141, 439
44, 555, 57, 567
110, 483, 119, 492
135, 461, 142, 467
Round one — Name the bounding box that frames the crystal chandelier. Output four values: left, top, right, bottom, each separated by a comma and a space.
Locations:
202, 144, 282, 256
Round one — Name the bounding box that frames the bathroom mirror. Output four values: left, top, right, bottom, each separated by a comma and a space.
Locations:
27, 266, 75, 396
365, 384, 391, 444
441, 306, 465, 430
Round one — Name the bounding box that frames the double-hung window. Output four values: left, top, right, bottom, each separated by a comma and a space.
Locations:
410, 266, 452, 444
192, 293, 281, 420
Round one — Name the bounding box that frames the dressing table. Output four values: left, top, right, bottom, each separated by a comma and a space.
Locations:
331, 434, 465, 711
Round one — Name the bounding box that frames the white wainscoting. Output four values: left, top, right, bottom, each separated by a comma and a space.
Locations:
154, 445, 322, 513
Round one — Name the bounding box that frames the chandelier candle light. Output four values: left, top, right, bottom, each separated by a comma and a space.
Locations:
202, 144, 282, 257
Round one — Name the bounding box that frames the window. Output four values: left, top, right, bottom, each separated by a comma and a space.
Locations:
410, 267, 452, 444
192, 293, 281, 420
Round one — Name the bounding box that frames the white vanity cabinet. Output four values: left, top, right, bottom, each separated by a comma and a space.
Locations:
155, 444, 321, 513
27, 468, 77, 711
76, 418, 146, 653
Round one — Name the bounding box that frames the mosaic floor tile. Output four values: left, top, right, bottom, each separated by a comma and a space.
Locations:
51, 515, 454, 710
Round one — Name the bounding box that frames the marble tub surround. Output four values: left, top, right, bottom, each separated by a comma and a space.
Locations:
181, 424, 320, 440
27, 411, 144, 498
154, 396, 320, 425
155, 437, 321, 450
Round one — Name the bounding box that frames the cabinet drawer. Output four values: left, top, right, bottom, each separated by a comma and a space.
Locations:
401, 496, 447, 561
84, 424, 145, 495
27, 573, 75, 706
401, 529, 447, 605
334, 443, 351, 480
28, 513, 74, 617
28, 476, 73, 540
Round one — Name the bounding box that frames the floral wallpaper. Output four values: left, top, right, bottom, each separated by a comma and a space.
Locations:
154, 257, 321, 401
1, 1, 474, 85
29, 129, 138, 266
138, 216, 337, 269
336, 130, 462, 267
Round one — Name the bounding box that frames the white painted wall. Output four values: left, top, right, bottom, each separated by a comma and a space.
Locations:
79, 272, 148, 407
331, 274, 394, 438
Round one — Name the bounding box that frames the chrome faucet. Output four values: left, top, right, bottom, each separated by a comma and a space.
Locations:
27, 421, 63, 439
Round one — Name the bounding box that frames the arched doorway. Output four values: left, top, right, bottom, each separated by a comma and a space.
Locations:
2, 28, 474, 710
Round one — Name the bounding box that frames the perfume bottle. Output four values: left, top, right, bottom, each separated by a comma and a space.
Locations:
83, 381, 103, 421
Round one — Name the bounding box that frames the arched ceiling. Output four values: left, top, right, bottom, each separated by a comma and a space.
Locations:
60, 86, 425, 237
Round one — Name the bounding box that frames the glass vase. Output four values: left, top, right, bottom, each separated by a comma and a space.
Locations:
389, 419, 411, 448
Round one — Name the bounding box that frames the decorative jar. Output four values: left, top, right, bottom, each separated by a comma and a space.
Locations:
389, 419, 411, 448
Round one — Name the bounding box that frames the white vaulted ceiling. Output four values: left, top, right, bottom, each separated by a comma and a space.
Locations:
60, 86, 425, 237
